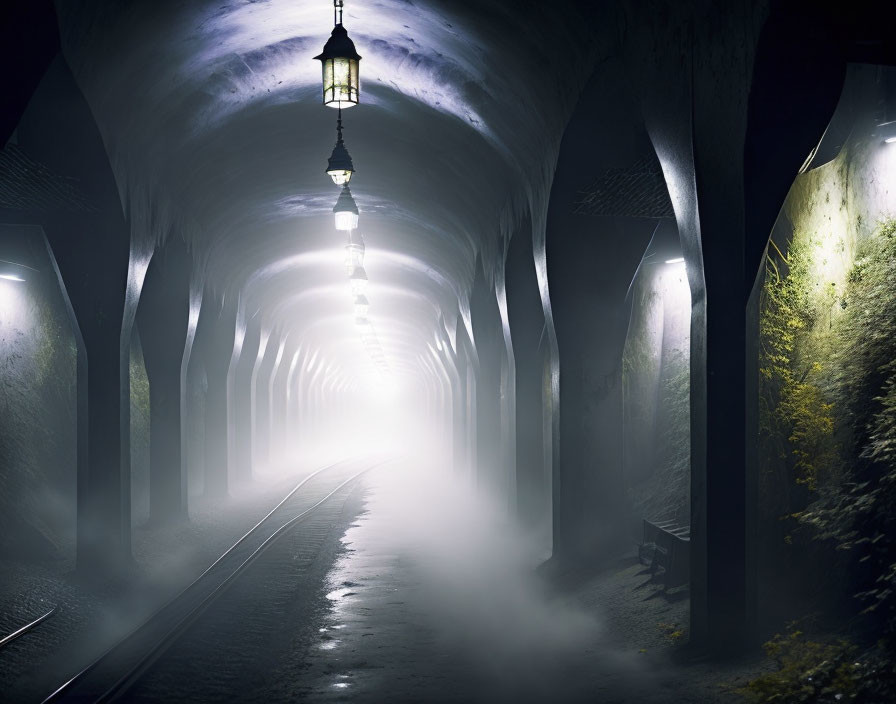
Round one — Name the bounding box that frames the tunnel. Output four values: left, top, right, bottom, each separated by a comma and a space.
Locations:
2, 1, 896, 702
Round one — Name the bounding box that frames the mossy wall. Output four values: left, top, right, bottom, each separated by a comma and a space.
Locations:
130, 331, 150, 527
0, 225, 76, 562
623, 258, 691, 526
0, 225, 154, 559
758, 64, 896, 631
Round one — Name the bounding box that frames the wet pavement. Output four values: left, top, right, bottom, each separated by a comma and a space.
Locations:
275, 460, 762, 703
8, 459, 765, 703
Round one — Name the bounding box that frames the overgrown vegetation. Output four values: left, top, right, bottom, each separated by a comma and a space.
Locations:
754, 218, 896, 698
797, 220, 896, 637
739, 626, 858, 703
740, 625, 896, 704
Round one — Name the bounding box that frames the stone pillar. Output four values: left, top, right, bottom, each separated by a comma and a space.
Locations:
251, 327, 277, 470
19, 56, 141, 573
136, 235, 192, 524
456, 320, 477, 480
230, 313, 261, 484
470, 261, 504, 493
270, 338, 298, 463
544, 58, 659, 561
506, 218, 549, 531
193, 288, 237, 497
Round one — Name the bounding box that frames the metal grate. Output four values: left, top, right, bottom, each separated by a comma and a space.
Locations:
574, 154, 674, 219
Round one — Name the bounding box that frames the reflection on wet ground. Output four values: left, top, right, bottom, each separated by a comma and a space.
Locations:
292, 460, 664, 704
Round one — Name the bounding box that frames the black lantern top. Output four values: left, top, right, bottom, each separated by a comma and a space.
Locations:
326, 115, 355, 184
314, 2, 362, 108
314, 23, 362, 63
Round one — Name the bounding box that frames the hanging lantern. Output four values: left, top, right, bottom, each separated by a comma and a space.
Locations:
333, 185, 359, 231
353, 294, 369, 318
349, 265, 368, 297
314, 1, 361, 109
343, 232, 365, 272
326, 114, 355, 185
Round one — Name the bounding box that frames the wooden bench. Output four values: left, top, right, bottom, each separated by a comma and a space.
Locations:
638, 518, 690, 589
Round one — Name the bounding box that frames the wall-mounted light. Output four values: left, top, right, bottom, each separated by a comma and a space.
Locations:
876, 120, 896, 144
333, 185, 359, 231
353, 294, 369, 318
314, 0, 361, 109
349, 265, 368, 296
0, 258, 33, 282
344, 232, 365, 272
326, 113, 355, 185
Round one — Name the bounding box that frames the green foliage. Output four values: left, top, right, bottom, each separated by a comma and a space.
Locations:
741, 628, 896, 703
740, 627, 858, 703
760, 236, 838, 497
794, 219, 896, 635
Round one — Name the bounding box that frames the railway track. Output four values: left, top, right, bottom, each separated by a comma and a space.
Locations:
0, 607, 57, 651
41, 456, 386, 703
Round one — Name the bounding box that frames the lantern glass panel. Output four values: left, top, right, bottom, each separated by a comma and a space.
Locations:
350, 276, 368, 297
328, 168, 352, 185
335, 210, 359, 231
322, 57, 359, 108
354, 297, 369, 318
344, 242, 364, 270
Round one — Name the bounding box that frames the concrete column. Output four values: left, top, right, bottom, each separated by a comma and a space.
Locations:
251, 327, 277, 470
471, 259, 506, 496
285, 347, 305, 455
436, 323, 461, 470
270, 338, 298, 463
230, 313, 261, 484
506, 218, 549, 532
136, 235, 192, 525
544, 60, 658, 562
193, 288, 237, 497
618, 0, 843, 648
20, 56, 141, 573
456, 320, 477, 480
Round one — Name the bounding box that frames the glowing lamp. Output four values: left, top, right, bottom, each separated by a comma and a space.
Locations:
314, 1, 361, 109
665, 257, 685, 264
326, 115, 355, 185
353, 294, 369, 318
0, 258, 30, 282
349, 266, 368, 296
877, 120, 896, 144
343, 232, 365, 272
333, 185, 359, 231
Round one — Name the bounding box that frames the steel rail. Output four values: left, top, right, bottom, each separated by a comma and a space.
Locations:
100, 461, 385, 702
41, 456, 368, 703
0, 606, 57, 649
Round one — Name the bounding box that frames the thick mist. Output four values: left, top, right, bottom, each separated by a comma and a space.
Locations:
326, 457, 656, 702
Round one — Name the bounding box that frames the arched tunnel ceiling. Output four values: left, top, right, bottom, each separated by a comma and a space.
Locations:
54, 0, 608, 386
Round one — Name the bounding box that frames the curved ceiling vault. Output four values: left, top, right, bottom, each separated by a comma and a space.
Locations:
53, 0, 606, 389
